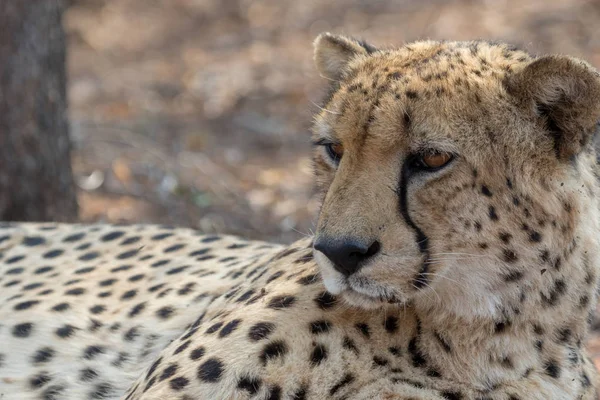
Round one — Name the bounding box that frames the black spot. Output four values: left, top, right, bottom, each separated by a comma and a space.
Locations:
79, 251, 100, 261
43, 249, 64, 258
248, 322, 275, 341
121, 289, 137, 300
495, 321, 510, 333
14, 300, 40, 310
33, 347, 55, 363
503, 270, 524, 282
219, 319, 242, 337
56, 324, 76, 338
189, 248, 210, 257
311, 320, 331, 334
408, 337, 427, 367
169, 376, 189, 390
373, 356, 389, 366
355, 323, 370, 337
42, 385, 65, 400
116, 249, 142, 260
146, 357, 162, 379
159, 364, 178, 381
83, 345, 104, 360
205, 322, 223, 334
128, 274, 145, 282
80, 368, 98, 382
236, 289, 255, 303
190, 347, 205, 361
295, 253, 314, 264
30, 373, 52, 388
266, 271, 284, 283
503, 249, 518, 263
434, 331, 452, 353
121, 236, 141, 245
201, 235, 221, 243
23, 236, 46, 246
310, 343, 328, 365
124, 327, 140, 341
6, 255, 25, 263
52, 302, 70, 312
237, 376, 261, 395
499, 232, 512, 243
268, 295, 296, 309
541, 279, 567, 307
34, 266, 54, 274
89, 305, 105, 315
151, 233, 173, 241
544, 360, 561, 378
382, 347, 400, 360
405, 90, 418, 99
266, 385, 282, 400
174, 340, 191, 355
197, 358, 224, 382
343, 336, 359, 354
74, 267, 95, 275
488, 206, 498, 221
260, 340, 288, 365
128, 302, 146, 317
164, 244, 186, 253
292, 385, 308, 400
557, 328, 572, 343
12, 322, 33, 338
314, 291, 337, 309
481, 185, 493, 197
329, 373, 354, 396
297, 273, 319, 285
90, 382, 113, 399
156, 306, 175, 319
65, 288, 86, 296
441, 391, 463, 400
581, 372, 591, 388
99, 279, 117, 287
63, 233, 85, 242
529, 231, 542, 243
384, 316, 399, 333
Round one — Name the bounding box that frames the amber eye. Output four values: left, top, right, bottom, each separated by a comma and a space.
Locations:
414, 152, 453, 170
325, 143, 344, 163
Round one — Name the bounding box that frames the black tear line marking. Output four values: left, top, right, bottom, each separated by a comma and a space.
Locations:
399, 160, 430, 289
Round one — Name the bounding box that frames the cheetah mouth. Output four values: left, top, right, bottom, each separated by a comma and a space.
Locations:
315, 251, 406, 307
346, 279, 404, 304
326, 275, 404, 307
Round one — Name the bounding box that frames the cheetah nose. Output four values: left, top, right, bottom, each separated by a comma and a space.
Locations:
314, 237, 380, 276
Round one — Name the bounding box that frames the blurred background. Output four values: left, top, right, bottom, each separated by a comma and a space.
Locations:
1, 0, 600, 379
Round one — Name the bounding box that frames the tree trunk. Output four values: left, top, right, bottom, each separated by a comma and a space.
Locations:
0, 1, 78, 222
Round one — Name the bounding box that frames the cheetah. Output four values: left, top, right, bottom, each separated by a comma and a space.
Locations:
1, 33, 600, 400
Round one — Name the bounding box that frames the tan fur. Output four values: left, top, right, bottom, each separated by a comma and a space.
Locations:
1, 35, 600, 400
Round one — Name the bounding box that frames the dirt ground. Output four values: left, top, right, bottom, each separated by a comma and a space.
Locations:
64, 0, 600, 372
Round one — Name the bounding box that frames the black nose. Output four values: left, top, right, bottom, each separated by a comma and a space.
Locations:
314, 237, 380, 276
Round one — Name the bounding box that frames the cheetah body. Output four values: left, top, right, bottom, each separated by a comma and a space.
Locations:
2, 35, 600, 400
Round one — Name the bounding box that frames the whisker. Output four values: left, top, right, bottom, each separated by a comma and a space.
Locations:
416, 280, 441, 302
318, 74, 341, 83
419, 272, 469, 291
311, 101, 341, 115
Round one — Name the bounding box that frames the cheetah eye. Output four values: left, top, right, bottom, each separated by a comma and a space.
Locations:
325, 143, 344, 163
412, 151, 454, 171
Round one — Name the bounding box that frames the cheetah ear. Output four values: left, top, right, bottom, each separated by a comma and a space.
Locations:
505, 55, 600, 160
313, 32, 376, 81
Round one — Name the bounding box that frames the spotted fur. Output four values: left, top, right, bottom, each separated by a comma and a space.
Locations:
1, 34, 600, 400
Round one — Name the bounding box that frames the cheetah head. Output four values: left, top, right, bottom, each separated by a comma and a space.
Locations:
311, 33, 600, 315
